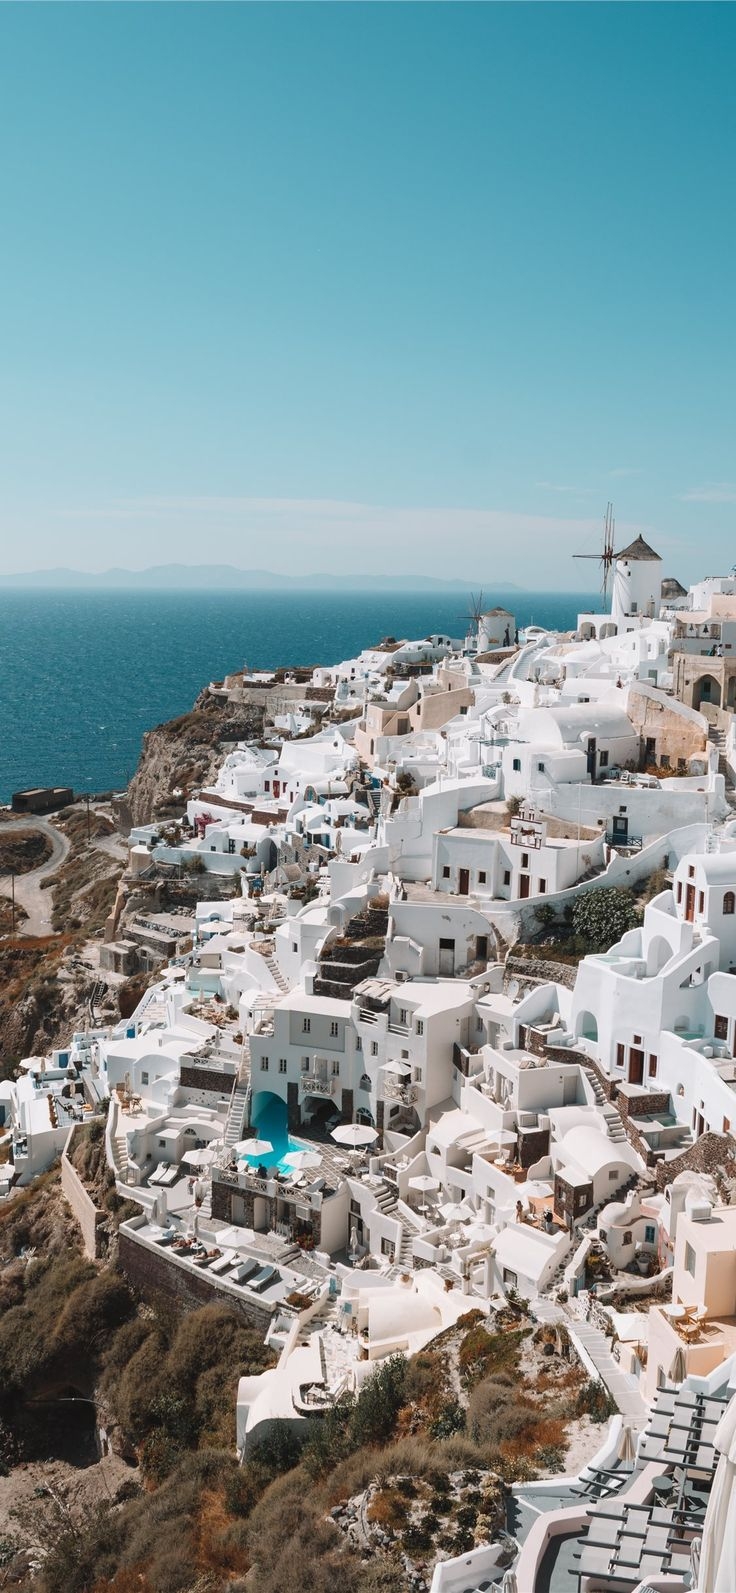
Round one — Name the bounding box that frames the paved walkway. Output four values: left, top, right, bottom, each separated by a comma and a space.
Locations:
0, 816, 70, 936
568, 1319, 646, 1420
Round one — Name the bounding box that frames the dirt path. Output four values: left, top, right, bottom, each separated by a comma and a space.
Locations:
0, 816, 70, 936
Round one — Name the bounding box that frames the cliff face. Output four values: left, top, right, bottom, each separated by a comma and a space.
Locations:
122, 690, 265, 828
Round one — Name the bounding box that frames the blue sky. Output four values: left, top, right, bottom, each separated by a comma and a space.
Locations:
0, 4, 734, 587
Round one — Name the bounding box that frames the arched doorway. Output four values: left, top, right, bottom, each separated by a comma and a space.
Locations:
694, 675, 721, 710
576, 1011, 598, 1043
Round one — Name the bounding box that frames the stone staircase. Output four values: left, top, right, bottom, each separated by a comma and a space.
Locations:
708, 722, 730, 780
582, 1062, 627, 1144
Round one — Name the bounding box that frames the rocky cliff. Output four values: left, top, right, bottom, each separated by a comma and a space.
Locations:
121, 689, 265, 828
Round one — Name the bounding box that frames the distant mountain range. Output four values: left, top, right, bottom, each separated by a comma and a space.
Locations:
0, 565, 523, 593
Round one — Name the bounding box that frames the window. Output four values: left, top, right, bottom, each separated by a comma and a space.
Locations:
599, 750, 609, 767
634, 1034, 642, 1045
537, 761, 545, 772
724, 1117, 731, 1134
715, 1014, 728, 1040
141, 1071, 149, 1086
416, 1019, 424, 1036
442, 865, 451, 879
260, 1057, 269, 1072
502, 1268, 518, 1288
381, 1237, 394, 1257
609, 1168, 619, 1180
478, 870, 487, 884
301, 1057, 309, 1073
622, 1230, 633, 1245
648, 1054, 658, 1078
331, 1060, 339, 1076
158, 1139, 166, 1149
292, 942, 298, 953
616, 1043, 625, 1068
521, 852, 529, 869
688, 865, 695, 879
676, 881, 683, 903
699, 891, 705, 913
677, 758, 686, 773
355, 1035, 362, 1051
503, 870, 511, 886
278, 1059, 287, 1074
512, 758, 521, 772
371, 1041, 379, 1057
538, 878, 546, 894
303, 1018, 311, 1033
399, 1008, 407, 1024
725, 892, 736, 915
684, 1242, 696, 1277
330, 1021, 339, 1037
645, 1225, 656, 1244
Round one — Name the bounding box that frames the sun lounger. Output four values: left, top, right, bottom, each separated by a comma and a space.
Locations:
250, 1264, 278, 1293
231, 1258, 260, 1285
210, 1250, 237, 1275
154, 1231, 175, 1246
159, 1165, 179, 1188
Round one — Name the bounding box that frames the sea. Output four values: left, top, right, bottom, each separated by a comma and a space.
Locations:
0, 588, 596, 803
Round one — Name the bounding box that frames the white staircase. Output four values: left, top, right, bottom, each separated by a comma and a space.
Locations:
264, 953, 289, 994
225, 1083, 250, 1150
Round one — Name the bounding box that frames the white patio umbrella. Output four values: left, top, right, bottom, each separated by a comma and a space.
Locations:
617, 1422, 637, 1465
697, 1388, 736, 1593
439, 1200, 469, 1222
501, 1568, 518, 1593
181, 1146, 218, 1169
408, 1174, 440, 1214
523, 1179, 554, 1201
282, 1148, 322, 1173
214, 1225, 250, 1250
383, 1059, 411, 1076
486, 1128, 517, 1148
463, 1220, 496, 1244
233, 1137, 273, 1158
331, 1124, 378, 1150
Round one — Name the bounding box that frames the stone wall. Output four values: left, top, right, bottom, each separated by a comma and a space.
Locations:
118, 1231, 273, 1331
179, 1064, 235, 1097
61, 1128, 105, 1261
654, 1131, 736, 1192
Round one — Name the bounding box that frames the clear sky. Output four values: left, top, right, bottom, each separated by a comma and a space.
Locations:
0, 3, 734, 588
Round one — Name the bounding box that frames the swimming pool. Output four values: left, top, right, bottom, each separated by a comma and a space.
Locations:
246, 1092, 309, 1172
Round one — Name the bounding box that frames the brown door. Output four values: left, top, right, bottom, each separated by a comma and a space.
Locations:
458, 868, 470, 895
685, 884, 696, 922
519, 874, 530, 899
629, 1049, 644, 1085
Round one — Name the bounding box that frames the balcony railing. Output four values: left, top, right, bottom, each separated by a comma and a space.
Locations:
299, 1074, 338, 1098
382, 1080, 418, 1105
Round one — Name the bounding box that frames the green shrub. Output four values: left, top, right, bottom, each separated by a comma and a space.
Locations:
571, 887, 640, 954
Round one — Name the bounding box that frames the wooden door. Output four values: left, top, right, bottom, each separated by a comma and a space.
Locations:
629, 1049, 644, 1085
519, 874, 530, 899
458, 868, 470, 895
685, 884, 696, 922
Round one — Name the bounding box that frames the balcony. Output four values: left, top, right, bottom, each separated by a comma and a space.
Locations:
299, 1072, 338, 1099
382, 1079, 418, 1105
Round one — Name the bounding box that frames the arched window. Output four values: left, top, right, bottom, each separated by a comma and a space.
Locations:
724, 892, 735, 916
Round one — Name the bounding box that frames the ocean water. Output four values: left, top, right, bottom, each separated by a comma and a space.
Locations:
0, 588, 595, 802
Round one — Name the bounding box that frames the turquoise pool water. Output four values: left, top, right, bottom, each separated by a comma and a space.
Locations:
247, 1092, 306, 1171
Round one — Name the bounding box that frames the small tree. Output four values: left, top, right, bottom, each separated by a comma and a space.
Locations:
571, 888, 640, 953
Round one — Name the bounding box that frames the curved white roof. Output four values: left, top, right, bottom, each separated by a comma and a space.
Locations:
560, 1125, 638, 1177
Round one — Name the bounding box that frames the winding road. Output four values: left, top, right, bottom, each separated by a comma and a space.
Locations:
0, 815, 71, 937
